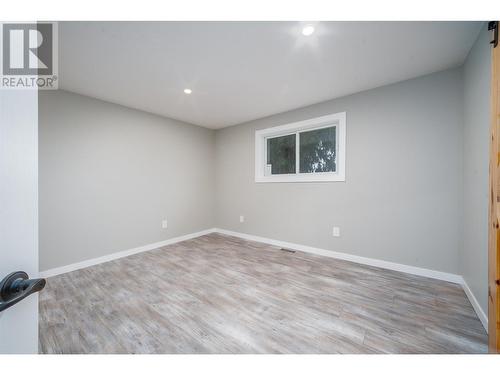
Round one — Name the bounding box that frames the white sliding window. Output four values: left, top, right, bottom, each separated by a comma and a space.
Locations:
255, 112, 346, 182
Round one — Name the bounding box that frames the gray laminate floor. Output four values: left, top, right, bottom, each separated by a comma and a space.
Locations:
39, 233, 488, 353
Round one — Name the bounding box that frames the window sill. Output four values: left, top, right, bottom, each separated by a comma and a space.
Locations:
255, 173, 345, 183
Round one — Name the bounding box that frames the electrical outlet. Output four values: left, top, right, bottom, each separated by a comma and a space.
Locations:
239, 215, 245, 223
161, 219, 168, 229
333, 226, 340, 237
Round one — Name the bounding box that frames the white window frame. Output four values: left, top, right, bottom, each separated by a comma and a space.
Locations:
255, 112, 346, 183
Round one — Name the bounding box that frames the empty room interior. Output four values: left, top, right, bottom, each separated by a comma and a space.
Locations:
7, 20, 500, 354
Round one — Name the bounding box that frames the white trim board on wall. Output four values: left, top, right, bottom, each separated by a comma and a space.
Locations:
461, 279, 488, 331
39, 228, 217, 278
215, 228, 462, 283
214, 228, 487, 331
39, 227, 487, 331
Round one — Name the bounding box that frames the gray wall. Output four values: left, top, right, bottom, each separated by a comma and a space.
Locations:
39, 90, 215, 271
40, 46, 491, 302
461, 25, 491, 313
215, 68, 464, 274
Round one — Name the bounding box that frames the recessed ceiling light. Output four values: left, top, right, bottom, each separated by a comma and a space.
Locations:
302, 25, 315, 36
184, 88, 192, 94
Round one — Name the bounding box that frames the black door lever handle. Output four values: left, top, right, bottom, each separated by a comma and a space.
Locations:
0, 271, 46, 312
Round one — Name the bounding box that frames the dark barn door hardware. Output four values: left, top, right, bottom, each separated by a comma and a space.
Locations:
0, 271, 46, 312
489, 21, 498, 48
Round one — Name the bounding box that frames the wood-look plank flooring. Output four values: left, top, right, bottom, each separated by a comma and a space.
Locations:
39, 233, 488, 353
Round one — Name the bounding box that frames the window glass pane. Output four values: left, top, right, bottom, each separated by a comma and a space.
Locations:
267, 134, 296, 174
299, 126, 336, 173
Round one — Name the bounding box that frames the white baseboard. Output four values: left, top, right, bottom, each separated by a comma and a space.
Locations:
39, 226, 488, 332
214, 228, 463, 284
214, 228, 489, 331
460, 278, 488, 331
39, 228, 217, 278
38, 227, 463, 284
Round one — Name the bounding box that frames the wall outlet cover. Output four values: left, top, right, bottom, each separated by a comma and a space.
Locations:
333, 226, 340, 237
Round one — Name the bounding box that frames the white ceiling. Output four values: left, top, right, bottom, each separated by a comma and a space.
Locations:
59, 21, 482, 129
